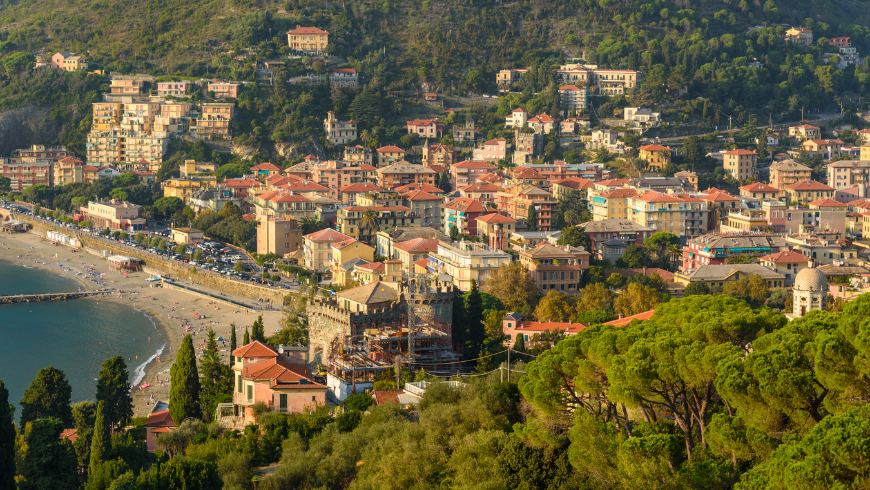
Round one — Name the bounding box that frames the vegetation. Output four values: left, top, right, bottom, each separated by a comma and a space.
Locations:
169, 335, 202, 424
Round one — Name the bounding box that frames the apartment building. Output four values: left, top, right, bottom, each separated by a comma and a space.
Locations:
307, 160, 377, 201
52, 157, 85, 186
421, 144, 456, 167
441, 197, 489, 236
519, 243, 589, 295
162, 176, 217, 203
10, 145, 71, 166
475, 213, 516, 248
577, 220, 652, 250
330, 68, 358, 88
627, 191, 709, 238
257, 216, 303, 256
303, 228, 353, 271
758, 251, 810, 286
449, 160, 497, 189
789, 124, 821, 140
674, 264, 786, 289
638, 144, 672, 171
472, 138, 508, 161
459, 183, 503, 206
507, 186, 558, 231
250, 189, 317, 221
624, 107, 661, 127
496, 68, 529, 87
681, 233, 789, 270
392, 238, 440, 271
739, 182, 782, 200
286, 26, 329, 53
591, 188, 637, 221
79, 199, 146, 231
329, 239, 376, 286
376, 162, 436, 189
770, 160, 813, 190
375, 146, 406, 167
110, 79, 146, 95
337, 206, 420, 243
802, 139, 844, 160
207, 80, 242, 99
400, 190, 443, 227
0, 160, 50, 191
426, 241, 511, 290
723, 149, 758, 180
195, 103, 235, 139
179, 161, 218, 177
552, 177, 595, 200
784, 180, 835, 204
156, 81, 192, 97
828, 160, 870, 195
322, 111, 358, 145
343, 145, 373, 166
558, 85, 588, 111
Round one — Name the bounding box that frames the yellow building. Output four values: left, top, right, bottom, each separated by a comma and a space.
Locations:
674, 264, 786, 289
353, 259, 403, 284
53, 157, 84, 186
303, 228, 354, 271
591, 188, 637, 221
195, 103, 235, 139
256, 216, 302, 256
627, 191, 709, 237
162, 176, 217, 203
638, 144, 672, 171
784, 180, 835, 204
92, 103, 122, 131
328, 238, 375, 285
337, 206, 420, 243
180, 160, 218, 177
723, 149, 758, 181
286, 26, 329, 53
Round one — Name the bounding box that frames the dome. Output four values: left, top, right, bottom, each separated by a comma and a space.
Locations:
794, 267, 827, 292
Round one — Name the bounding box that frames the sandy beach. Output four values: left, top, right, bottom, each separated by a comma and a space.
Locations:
0, 230, 285, 417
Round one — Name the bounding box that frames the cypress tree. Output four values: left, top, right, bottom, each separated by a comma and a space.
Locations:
252, 316, 266, 343
514, 333, 526, 353
169, 335, 202, 424
0, 380, 15, 490
206, 328, 218, 355
229, 323, 237, 364
88, 401, 111, 475
243, 327, 250, 345
465, 280, 485, 356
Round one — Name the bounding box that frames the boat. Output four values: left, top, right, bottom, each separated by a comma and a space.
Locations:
145, 274, 161, 282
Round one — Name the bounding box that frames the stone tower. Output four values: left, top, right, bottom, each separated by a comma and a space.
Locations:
792, 266, 828, 318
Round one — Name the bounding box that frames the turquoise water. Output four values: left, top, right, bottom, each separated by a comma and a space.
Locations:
0, 260, 165, 410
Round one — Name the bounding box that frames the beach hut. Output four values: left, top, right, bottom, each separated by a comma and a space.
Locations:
1, 220, 29, 233
107, 255, 142, 271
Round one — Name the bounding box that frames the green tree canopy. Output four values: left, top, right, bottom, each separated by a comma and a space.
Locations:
96, 356, 133, 429
170, 335, 202, 424
20, 366, 73, 427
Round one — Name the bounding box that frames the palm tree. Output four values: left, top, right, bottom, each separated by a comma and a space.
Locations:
358, 209, 380, 242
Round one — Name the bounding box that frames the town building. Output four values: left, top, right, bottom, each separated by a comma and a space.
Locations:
375, 146, 406, 168
802, 139, 844, 160
170, 227, 204, 245
789, 124, 821, 140
674, 264, 786, 289
577, 220, 652, 251
513, 130, 543, 165
231, 341, 326, 425
558, 85, 588, 111
681, 233, 789, 270
784, 180, 836, 204
759, 250, 810, 286
353, 260, 403, 284
344, 145, 373, 166
79, 199, 146, 231
770, 160, 813, 190
303, 228, 354, 271
52, 156, 85, 186
503, 186, 558, 231
337, 205, 420, 243
505, 108, 529, 128
162, 176, 217, 203
207, 80, 242, 99
421, 144, 456, 167
627, 191, 709, 238
519, 242, 589, 295
591, 188, 637, 221
502, 313, 587, 345
51, 52, 87, 71
459, 183, 503, 206
449, 160, 497, 189
552, 177, 595, 200
323, 111, 357, 145
400, 189, 443, 227
828, 160, 870, 195
286, 26, 329, 53
472, 138, 508, 162
393, 238, 440, 272
194, 103, 235, 139
377, 162, 436, 189
638, 144, 672, 171
452, 120, 478, 145
740, 182, 782, 200
623, 107, 661, 127
257, 216, 303, 256
475, 213, 516, 249
427, 241, 511, 290
406, 119, 443, 139
156, 81, 191, 97
0, 159, 50, 191
374, 226, 448, 259
723, 149, 758, 180
785, 27, 814, 46
327, 238, 375, 284
441, 197, 489, 236
330, 68, 358, 88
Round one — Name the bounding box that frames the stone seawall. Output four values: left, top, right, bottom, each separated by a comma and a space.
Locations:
19, 218, 290, 304
0, 290, 113, 304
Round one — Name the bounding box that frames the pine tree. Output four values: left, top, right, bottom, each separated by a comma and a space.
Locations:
243, 327, 250, 345
200, 328, 233, 423
20, 418, 78, 490
96, 356, 133, 430
20, 366, 73, 427
0, 380, 15, 490
169, 335, 202, 424
229, 323, 237, 363
88, 401, 111, 475
206, 328, 218, 355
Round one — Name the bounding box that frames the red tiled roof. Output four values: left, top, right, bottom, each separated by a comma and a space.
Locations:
429, 165, 447, 173
638, 144, 671, 152
394, 238, 440, 253
242, 213, 256, 221
637, 191, 687, 203
331, 238, 362, 250
460, 183, 504, 193
483, 138, 507, 145
454, 160, 496, 169
554, 177, 594, 189
596, 179, 629, 187
809, 198, 847, 207
514, 167, 545, 179
58, 156, 83, 164
703, 191, 740, 202
476, 213, 516, 224
476, 173, 503, 183
604, 309, 656, 326
740, 183, 779, 192
144, 410, 176, 428
401, 190, 443, 201
511, 321, 588, 334
340, 182, 384, 193
395, 183, 442, 193
251, 162, 281, 171
760, 250, 808, 263
305, 228, 353, 242
223, 177, 261, 187
600, 189, 638, 199
280, 181, 331, 192
82, 165, 99, 172
376, 146, 405, 153
287, 26, 328, 34
407, 119, 438, 126
559, 84, 584, 91
343, 205, 411, 212
723, 149, 758, 156
785, 180, 835, 191
528, 114, 556, 123
442, 197, 488, 213
232, 341, 279, 359
371, 390, 403, 405
333, 68, 356, 73
413, 258, 429, 269
60, 428, 78, 443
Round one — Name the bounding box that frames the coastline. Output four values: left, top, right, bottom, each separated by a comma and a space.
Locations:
0, 230, 285, 417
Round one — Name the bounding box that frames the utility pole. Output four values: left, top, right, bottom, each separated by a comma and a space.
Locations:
506, 346, 511, 383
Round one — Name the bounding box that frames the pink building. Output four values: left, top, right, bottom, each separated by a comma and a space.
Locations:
143, 407, 175, 452
502, 313, 587, 346
472, 138, 509, 161
231, 341, 327, 425
312, 160, 378, 200
450, 160, 497, 189
157, 81, 191, 97
406, 119, 444, 138
208, 80, 242, 99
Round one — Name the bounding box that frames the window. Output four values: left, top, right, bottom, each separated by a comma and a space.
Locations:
237, 375, 242, 393
279, 394, 287, 411
246, 384, 253, 401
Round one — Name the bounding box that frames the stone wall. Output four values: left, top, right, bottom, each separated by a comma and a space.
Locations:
20, 217, 290, 304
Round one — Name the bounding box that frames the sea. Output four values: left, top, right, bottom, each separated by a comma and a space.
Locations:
0, 259, 165, 409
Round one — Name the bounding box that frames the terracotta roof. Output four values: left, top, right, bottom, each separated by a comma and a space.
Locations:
483, 138, 507, 145
511, 108, 528, 113
514, 167, 545, 179
511, 320, 588, 334
243, 357, 324, 389
785, 180, 835, 191
476, 173, 503, 183
723, 149, 758, 156
637, 191, 688, 203
442, 197, 488, 213
304, 228, 353, 242
604, 309, 656, 326
429, 164, 447, 173
340, 182, 384, 193
809, 198, 847, 207
376, 146, 405, 153
82, 165, 99, 172
223, 177, 260, 187
395, 183, 442, 193
638, 144, 671, 151
760, 250, 809, 264
740, 183, 779, 192
343, 205, 411, 212
793, 124, 819, 129
58, 156, 83, 164
280, 181, 331, 192
232, 341, 279, 359
287, 26, 328, 34
460, 183, 504, 193
401, 190, 443, 201
596, 179, 629, 187
242, 213, 256, 221
371, 390, 403, 405
848, 198, 870, 209
703, 191, 740, 202
413, 258, 429, 269
60, 428, 78, 443
476, 213, 516, 224
336, 281, 400, 304
333, 68, 356, 73
251, 162, 281, 171
331, 238, 363, 250
600, 189, 638, 199
554, 177, 595, 189
528, 114, 556, 123
407, 119, 439, 126
453, 160, 497, 169
559, 84, 584, 91
143, 410, 176, 428
394, 238, 440, 253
